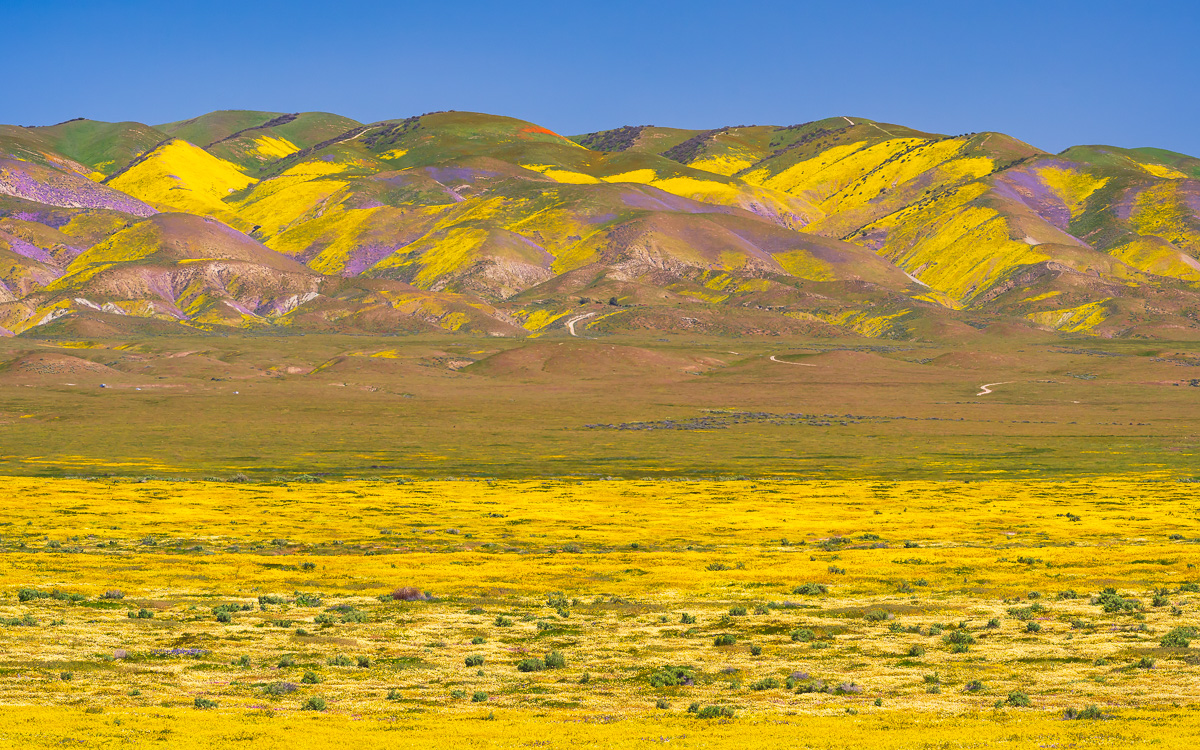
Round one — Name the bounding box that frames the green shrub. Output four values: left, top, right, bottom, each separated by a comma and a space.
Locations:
235, 655, 250, 667
790, 628, 814, 642
695, 705, 735, 719
1006, 604, 1046, 620
294, 593, 321, 607
302, 696, 327, 711
278, 655, 296, 668
494, 616, 513, 627
327, 654, 353, 667
986, 618, 1000, 628
517, 658, 545, 672
942, 630, 975, 648
193, 697, 218, 710
472, 691, 488, 703
1094, 588, 1139, 613
728, 606, 747, 617
544, 651, 566, 669
258, 595, 286, 606
680, 612, 696, 624
923, 672, 940, 685
215, 611, 231, 623
864, 609, 890, 622
302, 671, 319, 684
750, 677, 780, 691
907, 644, 925, 657
60, 672, 73, 681
713, 634, 736, 646
655, 698, 670, 709
1064, 705, 1103, 720
1026, 621, 1042, 633
341, 610, 368, 624
749, 645, 762, 656
648, 666, 695, 688
792, 583, 827, 595
964, 680, 984, 692
386, 688, 402, 700
471, 636, 486, 645
356, 656, 371, 668
465, 655, 485, 667
1006, 691, 1032, 707
1161, 627, 1196, 648
1135, 657, 1155, 669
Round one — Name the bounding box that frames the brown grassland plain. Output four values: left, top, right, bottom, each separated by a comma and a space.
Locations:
0, 331, 1197, 747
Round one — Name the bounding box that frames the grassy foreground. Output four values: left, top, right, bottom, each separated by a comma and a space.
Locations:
5, 706, 1200, 749
1, 476, 1198, 746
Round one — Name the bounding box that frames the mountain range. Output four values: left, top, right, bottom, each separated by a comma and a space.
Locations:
1, 109, 1198, 340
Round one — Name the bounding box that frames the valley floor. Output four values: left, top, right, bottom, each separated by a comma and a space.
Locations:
0, 476, 1198, 747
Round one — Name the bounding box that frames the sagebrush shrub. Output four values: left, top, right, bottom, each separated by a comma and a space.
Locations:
517, 658, 545, 672
1006, 691, 1032, 707
303, 696, 326, 711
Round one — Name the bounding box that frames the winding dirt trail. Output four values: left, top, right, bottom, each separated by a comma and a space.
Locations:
769, 355, 816, 367
565, 312, 596, 337
976, 382, 1010, 396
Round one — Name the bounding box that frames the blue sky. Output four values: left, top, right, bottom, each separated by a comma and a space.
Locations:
7, 0, 1199, 155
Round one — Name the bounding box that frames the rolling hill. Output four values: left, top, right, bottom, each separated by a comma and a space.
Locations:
0, 109, 1196, 340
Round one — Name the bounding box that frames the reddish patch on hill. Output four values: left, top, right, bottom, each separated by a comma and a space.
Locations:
520, 125, 560, 137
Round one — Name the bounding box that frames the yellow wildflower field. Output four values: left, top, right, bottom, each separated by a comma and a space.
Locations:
0, 476, 1198, 746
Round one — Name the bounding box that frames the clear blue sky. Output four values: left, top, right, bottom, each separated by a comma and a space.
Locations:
7, 0, 1199, 155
